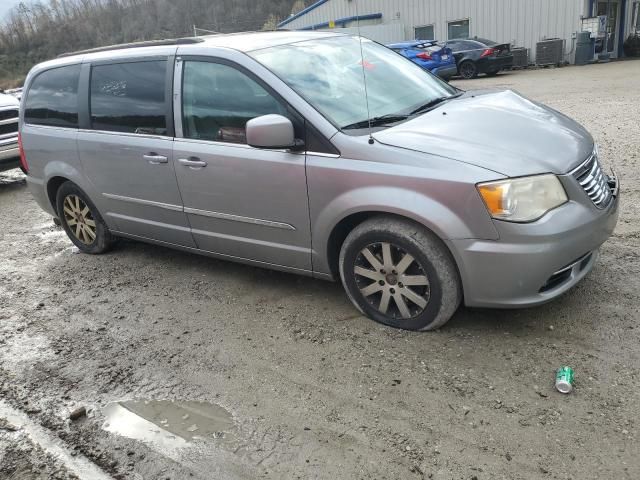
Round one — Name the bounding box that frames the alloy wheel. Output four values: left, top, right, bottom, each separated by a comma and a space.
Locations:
62, 194, 97, 245
353, 242, 430, 319
460, 62, 476, 79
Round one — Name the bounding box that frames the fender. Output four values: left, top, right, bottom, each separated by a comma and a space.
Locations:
312, 185, 499, 276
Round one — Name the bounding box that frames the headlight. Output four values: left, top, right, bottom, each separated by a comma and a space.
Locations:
477, 174, 568, 222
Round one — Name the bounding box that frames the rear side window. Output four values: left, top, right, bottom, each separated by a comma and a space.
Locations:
90, 60, 167, 135
25, 64, 81, 128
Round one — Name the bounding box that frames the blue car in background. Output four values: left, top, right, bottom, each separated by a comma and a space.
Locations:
387, 40, 458, 80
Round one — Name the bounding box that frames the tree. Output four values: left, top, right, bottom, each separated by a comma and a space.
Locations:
0, 0, 302, 88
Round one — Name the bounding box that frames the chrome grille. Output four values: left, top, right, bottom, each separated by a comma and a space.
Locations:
572, 152, 612, 209
0, 107, 19, 139
0, 109, 18, 122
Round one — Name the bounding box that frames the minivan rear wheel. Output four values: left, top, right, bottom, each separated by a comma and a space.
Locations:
56, 182, 114, 254
339, 217, 461, 331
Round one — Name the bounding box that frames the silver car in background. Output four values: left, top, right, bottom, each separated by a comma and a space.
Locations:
20, 32, 619, 330
0, 91, 20, 172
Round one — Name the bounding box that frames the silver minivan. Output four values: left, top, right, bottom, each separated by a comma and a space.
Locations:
20, 32, 619, 330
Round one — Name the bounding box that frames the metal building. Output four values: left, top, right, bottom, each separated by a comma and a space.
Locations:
278, 0, 639, 63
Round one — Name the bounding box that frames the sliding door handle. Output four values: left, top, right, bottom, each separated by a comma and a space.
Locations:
178, 157, 208, 168
144, 154, 168, 164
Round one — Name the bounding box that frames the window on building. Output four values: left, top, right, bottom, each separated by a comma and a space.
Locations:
448, 19, 470, 40
25, 64, 81, 128
181, 61, 287, 144
414, 25, 435, 40
90, 60, 167, 135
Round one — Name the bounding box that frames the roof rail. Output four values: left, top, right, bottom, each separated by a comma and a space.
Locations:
57, 37, 204, 58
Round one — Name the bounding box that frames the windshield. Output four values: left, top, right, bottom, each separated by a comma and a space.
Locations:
250, 36, 457, 131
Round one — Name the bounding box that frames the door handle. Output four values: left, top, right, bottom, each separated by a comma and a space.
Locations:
178, 157, 208, 168
144, 154, 168, 164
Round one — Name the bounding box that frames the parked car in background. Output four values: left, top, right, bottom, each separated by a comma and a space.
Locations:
5, 87, 23, 101
0, 91, 20, 172
446, 38, 513, 79
21, 32, 619, 331
387, 40, 458, 80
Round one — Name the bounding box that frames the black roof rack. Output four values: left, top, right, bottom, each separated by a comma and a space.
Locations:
57, 37, 204, 58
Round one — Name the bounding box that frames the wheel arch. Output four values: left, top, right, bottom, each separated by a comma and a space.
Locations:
322, 202, 466, 283
46, 176, 71, 214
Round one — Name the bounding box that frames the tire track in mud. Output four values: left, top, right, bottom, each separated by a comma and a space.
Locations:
0, 400, 113, 480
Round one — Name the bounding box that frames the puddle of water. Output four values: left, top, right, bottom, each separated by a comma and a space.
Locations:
103, 400, 234, 451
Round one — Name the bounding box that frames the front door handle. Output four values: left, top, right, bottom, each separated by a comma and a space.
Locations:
178, 157, 208, 168
144, 154, 168, 164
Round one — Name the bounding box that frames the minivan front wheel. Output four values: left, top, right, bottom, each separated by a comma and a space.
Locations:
56, 182, 113, 254
339, 217, 461, 331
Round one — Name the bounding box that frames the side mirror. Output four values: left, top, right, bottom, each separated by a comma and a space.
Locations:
246, 114, 302, 150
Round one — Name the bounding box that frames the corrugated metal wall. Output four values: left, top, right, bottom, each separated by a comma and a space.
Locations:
338, 24, 407, 44
281, 0, 588, 62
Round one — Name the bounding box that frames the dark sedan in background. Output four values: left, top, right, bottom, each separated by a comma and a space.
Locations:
447, 38, 513, 79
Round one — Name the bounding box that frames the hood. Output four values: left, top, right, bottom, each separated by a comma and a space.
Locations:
373, 90, 593, 177
0, 92, 20, 107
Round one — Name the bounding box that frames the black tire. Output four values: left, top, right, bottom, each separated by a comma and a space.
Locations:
339, 217, 462, 331
459, 60, 478, 79
55, 181, 114, 254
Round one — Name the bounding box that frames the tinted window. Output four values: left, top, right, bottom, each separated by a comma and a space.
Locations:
449, 41, 481, 52
466, 41, 486, 49
90, 61, 167, 135
474, 38, 497, 46
182, 61, 287, 144
446, 41, 462, 52
25, 65, 80, 128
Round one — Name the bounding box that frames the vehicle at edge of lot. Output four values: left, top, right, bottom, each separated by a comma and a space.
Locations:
386, 40, 458, 80
5, 87, 24, 101
0, 91, 21, 172
446, 37, 514, 79
19, 31, 619, 331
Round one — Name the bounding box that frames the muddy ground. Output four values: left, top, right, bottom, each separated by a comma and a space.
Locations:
1, 61, 640, 480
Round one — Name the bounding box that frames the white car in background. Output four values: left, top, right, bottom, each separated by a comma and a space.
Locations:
5, 87, 23, 100
0, 90, 20, 172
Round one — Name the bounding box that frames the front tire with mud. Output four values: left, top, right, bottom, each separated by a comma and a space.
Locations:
55, 181, 114, 254
339, 217, 462, 331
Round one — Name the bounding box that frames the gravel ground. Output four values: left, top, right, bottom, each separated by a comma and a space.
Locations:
1, 60, 639, 480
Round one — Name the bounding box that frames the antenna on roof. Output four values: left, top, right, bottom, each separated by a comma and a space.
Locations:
354, 0, 374, 145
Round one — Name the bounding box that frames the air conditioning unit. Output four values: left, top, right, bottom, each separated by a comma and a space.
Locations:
511, 47, 529, 68
536, 38, 564, 66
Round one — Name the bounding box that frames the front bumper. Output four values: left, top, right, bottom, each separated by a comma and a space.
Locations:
448, 174, 619, 308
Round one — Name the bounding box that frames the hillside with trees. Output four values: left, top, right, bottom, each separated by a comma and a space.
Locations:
0, 0, 311, 88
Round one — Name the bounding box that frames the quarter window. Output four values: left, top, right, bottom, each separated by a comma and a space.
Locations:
448, 19, 470, 39
25, 64, 81, 128
181, 61, 287, 144
90, 61, 167, 135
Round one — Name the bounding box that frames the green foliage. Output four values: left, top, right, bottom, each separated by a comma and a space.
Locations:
0, 0, 312, 88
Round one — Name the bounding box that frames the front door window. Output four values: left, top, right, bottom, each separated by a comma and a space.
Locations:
181, 61, 288, 144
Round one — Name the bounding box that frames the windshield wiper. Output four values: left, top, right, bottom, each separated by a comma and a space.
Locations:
342, 114, 410, 130
409, 93, 462, 115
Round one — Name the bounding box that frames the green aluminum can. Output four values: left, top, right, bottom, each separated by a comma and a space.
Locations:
555, 366, 574, 394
